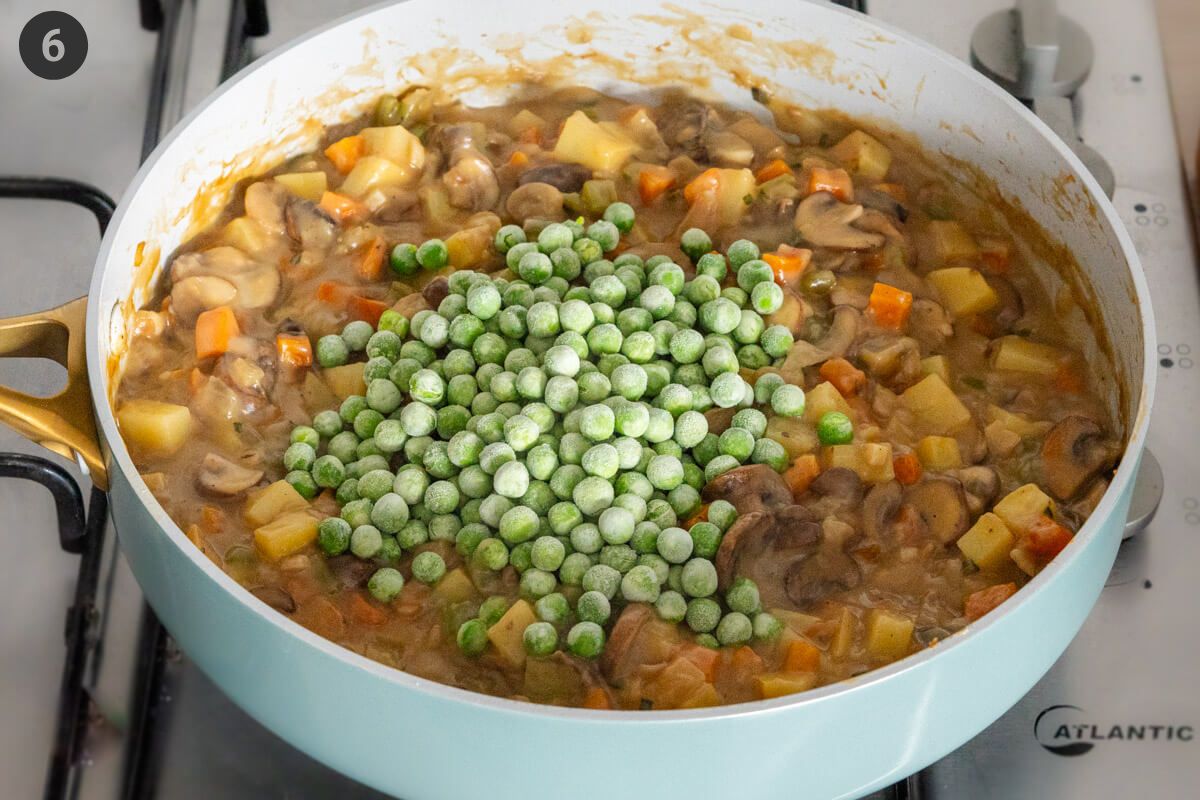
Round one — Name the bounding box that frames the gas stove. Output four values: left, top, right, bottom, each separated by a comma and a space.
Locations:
1, 1, 1195, 798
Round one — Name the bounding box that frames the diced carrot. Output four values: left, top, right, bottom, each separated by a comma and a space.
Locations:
316, 281, 350, 304
783, 639, 821, 673
677, 643, 720, 683
782, 454, 821, 498
818, 357, 867, 397
683, 167, 722, 204
807, 166, 854, 202
638, 165, 676, 205
583, 686, 612, 710
685, 503, 710, 528
754, 158, 792, 184
276, 332, 313, 368
763, 246, 812, 288
194, 305, 239, 360
347, 296, 389, 326
507, 150, 530, 168
517, 127, 542, 145
979, 237, 1011, 273
964, 582, 1018, 621
200, 505, 225, 533
318, 191, 367, 224
874, 182, 909, 202
347, 591, 389, 626
356, 237, 387, 280
323, 134, 365, 174
1021, 516, 1074, 560
893, 452, 923, 486
1053, 363, 1084, 394
867, 282, 913, 330
728, 645, 765, 680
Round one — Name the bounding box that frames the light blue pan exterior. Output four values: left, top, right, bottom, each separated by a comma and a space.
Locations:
84, 1, 1155, 798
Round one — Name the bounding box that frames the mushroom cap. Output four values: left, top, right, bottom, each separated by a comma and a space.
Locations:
1040, 415, 1119, 500
794, 192, 887, 250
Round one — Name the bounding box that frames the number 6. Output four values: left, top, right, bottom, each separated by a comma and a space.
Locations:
42, 28, 64, 62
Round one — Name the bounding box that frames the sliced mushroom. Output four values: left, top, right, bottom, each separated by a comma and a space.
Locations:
1040, 415, 1119, 500
908, 298, 953, 350
422, 276, 451, 309
171, 246, 280, 311
702, 406, 738, 436
601, 603, 678, 684
855, 208, 905, 241
702, 464, 793, 514
903, 477, 970, 543
858, 335, 922, 390
955, 466, 1000, 515
987, 275, 1025, 333
808, 467, 864, 507
862, 481, 902, 541
285, 198, 336, 253
517, 163, 592, 193
857, 188, 909, 222
170, 275, 238, 324
659, 101, 718, 159
443, 152, 500, 211
506, 182, 566, 224
794, 192, 886, 250
197, 452, 264, 496
250, 586, 296, 614
716, 509, 822, 604
783, 516, 862, 607
814, 306, 860, 359
778, 338, 829, 377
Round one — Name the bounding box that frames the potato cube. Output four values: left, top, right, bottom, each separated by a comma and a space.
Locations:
554, 111, 638, 172
274, 171, 327, 202
321, 363, 367, 400
920, 355, 950, 384
710, 168, 757, 227
901, 374, 973, 433
117, 399, 193, 457
433, 568, 476, 604
956, 512, 1015, 570
243, 480, 309, 528
830, 607, 856, 658
360, 125, 425, 172
221, 216, 271, 254
991, 336, 1064, 376
924, 220, 979, 263
253, 511, 318, 561
771, 609, 822, 637
828, 130, 893, 180
339, 155, 411, 198
507, 109, 545, 137
488, 599, 537, 668
446, 225, 493, 268
865, 609, 914, 661
756, 672, 818, 699
993, 483, 1054, 534
765, 415, 819, 459
802, 381, 854, 424
824, 443, 895, 483
986, 405, 1052, 438
916, 435, 963, 470
926, 267, 999, 316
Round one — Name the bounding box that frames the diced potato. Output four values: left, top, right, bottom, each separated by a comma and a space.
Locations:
756, 672, 818, 699
243, 480, 309, 528
926, 267, 998, 316
802, 381, 854, 424
419, 183, 456, 224
993, 483, 1054, 534
321, 363, 367, 400
339, 155, 411, 198
830, 607, 856, 659
488, 599, 537, 667
986, 404, 1052, 438
956, 512, 1015, 570
920, 355, 951, 384
828, 130, 892, 181
554, 111, 638, 172
1010, 548, 1041, 577
865, 609, 914, 661
446, 225, 493, 268
360, 125, 425, 172
274, 171, 327, 202
221, 216, 272, 253
433, 568, 476, 604
765, 415, 819, 459
117, 399, 193, 457
916, 435, 963, 470
301, 371, 338, 416
924, 220, 979, 263
772, 608, 822, 636
991, 336, 1064, 376
824, 443, 895, 483
507, 109, 545, 137
678, 682, 722, 709
254, 511, 318, 561
710, 168, 756, 227
901, 374, 972, 433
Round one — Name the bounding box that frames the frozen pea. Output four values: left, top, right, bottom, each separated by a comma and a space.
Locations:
570, 522, 603, 555
412, 551, 446, 584
645, 498, 677, 529
598, 506, 635, 545
581, 443, 620, 479
494, 460, 531, 498
704, 454, 742, 483
567, 621, 606, 658
424, 480, 460, 515
753, 611, 784, 641
350, 524, 384, 559
760, 324, 795, 358
685, 597, 722, 633
396, 519, 429, 549
573, 476, 614, 516
531, 536, 566, 572
318, 517, 352, 556
726, 576, 762, 615
716, 611, 753, 646
771, 384, 807, 418
499, 505, 539, 545
559, 552, 592, 586
581, 564, 622, 600
752, 437, 788, 471
698, 297, 741, 335
520, 568, 557, 600
370, 493, 410, 534
718, 427, 756, 462
368, 568, 405, 602
672, 410, 708, 448
457, 619, 489, 656
655, 590, 688, 623
667, 484, 701, 519
710, 372, 746, 408
639, 285, 676, 320
631, 520, 662, 554
680, 557, 718, 598
736, 258, 774, 292
479, 494, 513, 529
621, 564, 661, 603
656, 526, 694, 564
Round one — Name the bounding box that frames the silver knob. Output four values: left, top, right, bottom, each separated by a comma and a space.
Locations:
970, 0, 1094, 100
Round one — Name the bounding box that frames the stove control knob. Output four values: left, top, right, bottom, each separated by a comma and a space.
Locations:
970, 0, 1093, 100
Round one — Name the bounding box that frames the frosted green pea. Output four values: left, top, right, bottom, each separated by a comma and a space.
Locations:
704, 454, 742, 483
579, 404, 615, 442
646, 499, 677, 529
751, 280, 784, 315
503, 415, 540, 453
526, 443, 559, 481
771, 384, 807, 418
522, 621, 559, 657
418, 312, 450, 349
542, 344, 580, 378
752, 437, 788, 471
582, 443, 620, 479
573, 476, 614, 516
707, 499, 737, 532
368, 568, 405, 602
555, 330, 589, 360
464, 282, 500, 320
547, 501, 583, 536
312, 410, 343, 440
611, 438, 641, 472
439, 293, 468, 321
520, 568, 557, 600
648, 261, 686, 295
668, 298, 698, 330
515, 367, 547, 401
709, 372, 746, 409
655, 590, 688, 623
472, 332, 509, 366
679, 227, 713, 262
286, 470, 318, 499
689, 521, 722, 559
357, 469, 394, 501
396, 519, 429, 549
589, 274, 627, 308
505, 348, 538, 373
667, 484, 701, 519
760, 324, 794, 358
631, 520, 661, 554
735, 258, 774, 293
386, 468, 424, 507
639, 285, 676, 320
557, 432, 589, 465
620, 565, 661, 603
695, 251, 727, 280
683, 275, 721, 308
586, 219, 620, 252
493, 460, 530, 499
498, 306, 527, 339
726, 576, 762, 615
494, 224, 526, 254
456, 523, 489, 557
639, 408, 672, 445
421, 441, 456, 478
753, 611, 784, 641
282, 441, 315, 472
656, 384, 692, 417
456, 619, 489, 657
471, 392, 499, 417
538, 222, 574, 254
615, 267, 643, 299
518, 250, 553, 284
654, 440, 683, 458
477, 596, 509, 630
718, 427, 756, 462
436, 405, 470, 439
525, 302, 560, 338
424, 480, 460, 515
446, 373, 478, 407
478, 494, 512, 529
557, 553, 590, 586
498, 505, 539, 545
596, 353, 629, 378
318, 517, 352, 556
570, 522, 603, 555
350, 524, 384, 559
362, 357, 394, 383
449, 314, 485, 349
753, 373, 786, 405
347, 455, 389, 480
738, 345, 770, 370
548, 247, 581, 282
370, 493, 410, 534
341, 498, 373, 530
581, 564, 622, 600
460, 500, 484, 527
680, 557, 718, 598
717, 611, 754, 646
666, 564, 685, 594
698, 297, 741, 335
646, 455, 684, 491
687, 384, 713, 412
308, 455, 343, 489
542, 376, 579, 415
702, 344, 740, 379
473, 537, 509, 571
445, 430, 483, 468
682, 462, 704, 491
726, 238, 760, 268
600, 543, 638, 575
530, 535, 567, 572
411, 551, 446, 584
475, 412, 507, 444
490, 371, 518, 402
408, 369, 445, 406
340, 320, 374, 351
598, 506, 636, 545
656, 526, 693, 564
555, 301, 593, 338
353, 408, 385, 440
315, 335, 349, 368
458, 465, 493, 499
733, 309, 765, 345
618, 306, 654, 334
506, 241, 538, 272
400, 340, 436, 366
685, 598, 722, 634
585, 323, 623, 356
290, 426, 320, 451
521, 481, 556, 516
